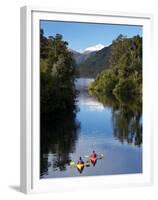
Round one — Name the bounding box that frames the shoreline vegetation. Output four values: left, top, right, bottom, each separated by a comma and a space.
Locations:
89, 34, 142, 104
40, 29, 78, 119
89, 34, 142, 113
89, 35, 142, 146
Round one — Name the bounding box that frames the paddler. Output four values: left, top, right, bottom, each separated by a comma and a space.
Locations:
77, 157, 84, 164
90, 150, 97, 158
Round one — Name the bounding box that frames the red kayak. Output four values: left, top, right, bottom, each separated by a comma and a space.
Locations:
89, 156, 97, 164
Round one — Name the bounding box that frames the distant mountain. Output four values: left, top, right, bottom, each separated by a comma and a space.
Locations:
69, 44, 105, 65
69, 48, 96, 65
69, 44, 111, 78
77, 45, 112, 78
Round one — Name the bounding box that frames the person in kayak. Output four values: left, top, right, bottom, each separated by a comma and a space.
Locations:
90, 150, 97, 158
90, 151, 97, 166
77, 157, 84, 164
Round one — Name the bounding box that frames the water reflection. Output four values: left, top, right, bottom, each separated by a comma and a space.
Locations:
78, 90, 104, 112
91, 91, 142, 147
40, 112, 80, 177
40, 78, 142, 178
112, 109, 142, 146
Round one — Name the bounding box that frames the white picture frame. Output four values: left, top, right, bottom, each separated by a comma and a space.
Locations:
20, 6, 154, 194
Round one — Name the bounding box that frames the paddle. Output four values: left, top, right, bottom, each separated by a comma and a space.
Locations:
98, 153, 104, 159
69, 161, 76, 168
69, 160, 90, 168
84, 153, 104, 159
85, 160, 90, 167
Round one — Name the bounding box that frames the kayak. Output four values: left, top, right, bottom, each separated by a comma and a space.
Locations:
76, 163, 84, 171
69, 153, 104, 169
89, 156, 97, 163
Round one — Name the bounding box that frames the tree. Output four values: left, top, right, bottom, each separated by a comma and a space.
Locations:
40, 29, 77, 116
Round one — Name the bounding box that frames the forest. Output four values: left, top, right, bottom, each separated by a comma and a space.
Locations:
89, 34, 142, 107
40, 29, 78, 117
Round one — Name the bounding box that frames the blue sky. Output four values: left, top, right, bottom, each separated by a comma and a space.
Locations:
40, 20, 142, 52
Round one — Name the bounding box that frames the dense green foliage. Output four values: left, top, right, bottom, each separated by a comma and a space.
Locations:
89, 34, 142, 104
89, 35, 142, 146
40, 29, 77, 116
77, 45, 111, 78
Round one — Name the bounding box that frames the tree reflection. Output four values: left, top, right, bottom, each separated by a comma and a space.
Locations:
112, 107, 142, 146
90, 91, 142, 147
40, 112, 80, 177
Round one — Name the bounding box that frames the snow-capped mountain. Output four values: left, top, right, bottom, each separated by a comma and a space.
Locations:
69, 43, 112, 78
83, 44, 105, 53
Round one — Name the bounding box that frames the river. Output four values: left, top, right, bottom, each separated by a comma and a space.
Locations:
40, 78, 142, 178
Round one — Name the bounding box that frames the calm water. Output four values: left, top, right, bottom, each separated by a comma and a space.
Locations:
40, 78, 142, 178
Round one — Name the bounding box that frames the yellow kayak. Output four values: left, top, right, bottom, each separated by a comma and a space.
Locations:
76, 163, 84, 171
